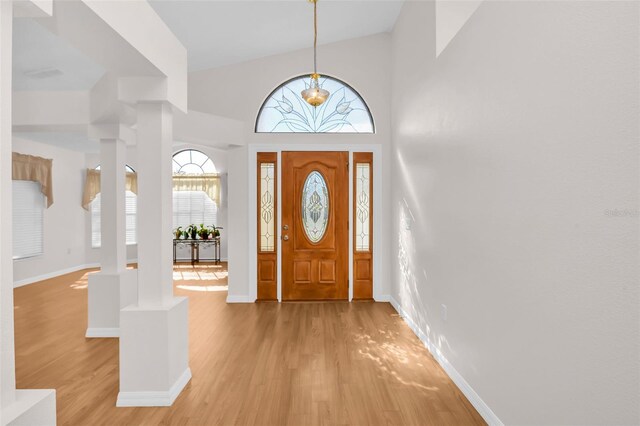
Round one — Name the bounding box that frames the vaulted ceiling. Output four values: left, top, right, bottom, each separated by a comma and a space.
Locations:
148, 0, 403, 71
12, 1, 403, 92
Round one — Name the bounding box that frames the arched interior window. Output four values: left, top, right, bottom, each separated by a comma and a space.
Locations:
172, 149, 216, 175
255, 75, 375, 133
172, 149, 218, 231
91, 165, 137, 248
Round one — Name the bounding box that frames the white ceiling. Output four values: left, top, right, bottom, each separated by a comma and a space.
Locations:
149, 0, 404, 71
15, 132, 100, 153
11, 1, 403, 92
12, 18, 105, 91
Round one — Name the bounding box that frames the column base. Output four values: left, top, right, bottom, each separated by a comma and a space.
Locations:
117, 297, 190, 407
2, 389, 56, 426
86, 269, 137, 338
116, 368, 192, 407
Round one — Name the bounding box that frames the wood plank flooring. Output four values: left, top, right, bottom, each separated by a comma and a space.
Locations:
14, 263, 485, 425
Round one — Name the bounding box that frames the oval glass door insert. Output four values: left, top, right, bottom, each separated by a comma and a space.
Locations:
301, 171, 329, 243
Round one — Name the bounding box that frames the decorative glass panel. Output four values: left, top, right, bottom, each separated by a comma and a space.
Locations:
260, 163, 275, 252
256, 75, 374, 133
301, 171, 329, 243
355, 163, 370, 252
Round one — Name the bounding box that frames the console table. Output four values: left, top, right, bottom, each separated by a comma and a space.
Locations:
173, 238, 221, 264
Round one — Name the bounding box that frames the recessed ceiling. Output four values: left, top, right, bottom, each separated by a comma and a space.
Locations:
13, 18, 105, 91
149, 0, 404, 71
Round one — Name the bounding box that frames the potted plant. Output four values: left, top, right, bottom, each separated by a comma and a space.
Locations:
174, 226, 183, 240
211, 225, 222, 239
187, 224, 198, 240
198, 224, 211, 240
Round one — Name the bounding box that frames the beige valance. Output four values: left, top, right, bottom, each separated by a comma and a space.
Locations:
12, 152, 54, 208
82, 169, 138, 210
173, 174, 220, 206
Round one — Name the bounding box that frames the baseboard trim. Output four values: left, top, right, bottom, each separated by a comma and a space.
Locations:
13, 260, 138, 288
389, 296, 503, 426
226, 295, 255, 303
116, 368, 192, 407
85, 327, 119, 338
374, 294, 391, 302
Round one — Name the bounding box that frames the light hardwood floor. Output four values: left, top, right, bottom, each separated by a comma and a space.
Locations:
14, 263, 485, 426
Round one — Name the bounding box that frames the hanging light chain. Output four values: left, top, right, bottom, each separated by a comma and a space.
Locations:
313, 0, 318, 76
301, 0, 329, 106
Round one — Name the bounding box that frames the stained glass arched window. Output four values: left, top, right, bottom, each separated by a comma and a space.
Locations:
255, 75, 375, 133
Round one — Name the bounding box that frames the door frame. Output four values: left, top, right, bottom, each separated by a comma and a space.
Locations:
249, 144, 382, 302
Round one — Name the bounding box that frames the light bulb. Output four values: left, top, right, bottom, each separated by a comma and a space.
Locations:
301, 74, 329, 107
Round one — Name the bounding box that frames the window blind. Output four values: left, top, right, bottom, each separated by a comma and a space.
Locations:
173, 191, 218, 230
91, 191, 137, 248
13, 180, 44, 259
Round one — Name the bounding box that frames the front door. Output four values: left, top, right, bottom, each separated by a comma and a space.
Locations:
281, 151, 349, 300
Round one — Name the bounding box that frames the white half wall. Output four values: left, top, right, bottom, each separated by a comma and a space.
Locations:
390, 1, 639, 424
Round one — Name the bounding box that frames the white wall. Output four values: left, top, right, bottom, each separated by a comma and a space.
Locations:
390, 1, 639, 424
189, 33, 392, 300
12, 136, 87, 284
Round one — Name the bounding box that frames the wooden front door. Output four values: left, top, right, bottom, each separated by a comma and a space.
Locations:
282, 151, 349, 300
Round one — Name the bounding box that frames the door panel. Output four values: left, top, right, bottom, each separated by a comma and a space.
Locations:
282, 151, 348, 300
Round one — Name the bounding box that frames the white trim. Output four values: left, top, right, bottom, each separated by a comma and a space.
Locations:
116, 368, 192, 407
85, 327, 119, 338
249, 144, 383, 303
277, 151, 282, 302
226, 295, 255, 303
13, 259, 139, 288
389, 297, 503, 426
348, 150, 354, 301
371, 149, 383, 301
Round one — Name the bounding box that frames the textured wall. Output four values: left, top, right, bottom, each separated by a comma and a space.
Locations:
391, 1, 639, 424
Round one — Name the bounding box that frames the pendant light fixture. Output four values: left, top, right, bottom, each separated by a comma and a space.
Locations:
301, 0, 329, 107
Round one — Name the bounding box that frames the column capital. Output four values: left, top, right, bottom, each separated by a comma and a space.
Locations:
88, 123, 136, 146
118, 77, 184, 113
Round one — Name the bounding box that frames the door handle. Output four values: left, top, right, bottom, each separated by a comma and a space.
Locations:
283, 225, 289, 230
282, 235, 289, 241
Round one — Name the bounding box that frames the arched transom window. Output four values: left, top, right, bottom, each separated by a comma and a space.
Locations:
255, 75, 375, 133
172, 149, 216, 175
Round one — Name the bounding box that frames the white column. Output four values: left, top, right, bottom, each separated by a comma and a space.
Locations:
1, 2, 55, 424
0, 0, 16, 409
86, 137, 137, 338
135, 102, 174, 306
100, 138, 126, 273
118, 101, 190, 407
